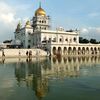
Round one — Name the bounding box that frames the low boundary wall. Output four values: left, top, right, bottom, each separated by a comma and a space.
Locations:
0, 49, 48, 58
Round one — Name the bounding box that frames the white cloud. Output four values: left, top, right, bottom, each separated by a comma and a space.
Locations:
0, 2, 18, 42
95, 28, 100, 33
81, 28, 89, 34
0, 2, 30, 42
0, 1, 100, 42
80, 27, 100, 41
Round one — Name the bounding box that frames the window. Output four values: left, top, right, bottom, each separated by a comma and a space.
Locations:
69, 38, 72, 43
59, 38, 62, 42
42, 21, 44, 23
44, 27, 46, 30
36, 27, 38, 29
52, 38, 56, 42
39, 20, 41, 23
48, 38, 51, 43
39, 37, 41, 40
28, 40, 31, 43
43, 37, 46, 40
73, 37, 77, 42
65, 38, 68, 42
23, 40, 25, 43
28, 32, 31, 35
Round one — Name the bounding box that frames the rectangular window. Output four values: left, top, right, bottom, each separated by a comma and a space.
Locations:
52, 38, 56, 42
48, 38, 51, 43
28, 40, 31, 43
59, 38, 62, 42
65, 38, 68, 41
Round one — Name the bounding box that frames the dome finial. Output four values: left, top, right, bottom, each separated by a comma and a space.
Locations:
39, 1, 41, 8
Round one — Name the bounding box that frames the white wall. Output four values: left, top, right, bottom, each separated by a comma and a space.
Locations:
0, 49, 47, 58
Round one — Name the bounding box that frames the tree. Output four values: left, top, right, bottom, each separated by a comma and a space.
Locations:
3, 40, 12, 43
83, 39, 89, 43
79, 37, 89, 43
90, 39, 97, 44
79, 37, 100, 44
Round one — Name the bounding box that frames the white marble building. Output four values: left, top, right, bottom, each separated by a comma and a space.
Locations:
14, 4, 100, 56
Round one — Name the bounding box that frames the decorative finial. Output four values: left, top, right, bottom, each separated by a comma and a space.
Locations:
17, 21, 22, 29
16, 21, 22, 32
39, 1, 41, 8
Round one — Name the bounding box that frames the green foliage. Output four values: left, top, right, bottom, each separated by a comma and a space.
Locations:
79, 37, 100, 44
90, 39, 97, 44
79, 37, 89, 43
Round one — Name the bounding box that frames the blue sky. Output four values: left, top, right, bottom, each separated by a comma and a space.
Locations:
0, 0, 100, 42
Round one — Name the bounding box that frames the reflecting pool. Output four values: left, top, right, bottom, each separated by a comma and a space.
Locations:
0, 56, 100, 100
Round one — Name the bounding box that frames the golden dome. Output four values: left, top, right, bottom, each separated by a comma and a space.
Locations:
35, 7, 46, 16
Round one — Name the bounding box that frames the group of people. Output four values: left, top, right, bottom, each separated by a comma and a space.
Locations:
26, 50, 32, 58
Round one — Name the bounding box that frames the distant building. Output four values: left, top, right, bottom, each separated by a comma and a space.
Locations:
14, 3, 100, 56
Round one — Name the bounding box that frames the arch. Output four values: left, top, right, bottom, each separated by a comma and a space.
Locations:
94, 47, 97, 54
73, 47, 77, 55
91, 47, 93, 51
86, 47, 89, 54
86, 47, 89, 51
63, 57, 67, 64
68, 57, 72, 63
28, 45, 30, 48
52, 57, 56, 64
94, 47, 97, 51
91, 56, 94, 62
63, 47, 67, 55
94, 56, 97, 62
57, 47, 62, 55
68, 47, 72, 54
52, 47, 56, 55
73, 57, 76, 62
98, 47, 100, 54
82, 47, 85, 54
78, 57, 81, 63
78, 47, 81, 55
98, 47, 100, 51
91, 47, 94, 54
82, 56, 85, 62
57, 56, 62, 63
86, 56, 89, 62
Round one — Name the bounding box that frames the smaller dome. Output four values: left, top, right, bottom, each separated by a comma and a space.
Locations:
35, 7, 46, 16
26, 20, 30, 25
16, 21, 22, 32
25, 20, 31, 28
17, 22, 22, 29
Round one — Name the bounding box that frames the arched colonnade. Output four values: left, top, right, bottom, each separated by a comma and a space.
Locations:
52, 46, 100, 56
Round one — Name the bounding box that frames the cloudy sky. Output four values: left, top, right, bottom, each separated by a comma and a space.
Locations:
0, 0, 100, 42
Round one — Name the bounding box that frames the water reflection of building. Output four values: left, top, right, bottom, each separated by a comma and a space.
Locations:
15, 62, 26, 85
14, 56, 100, 99
32, 76, 49, 100
15, 59, 50, 100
